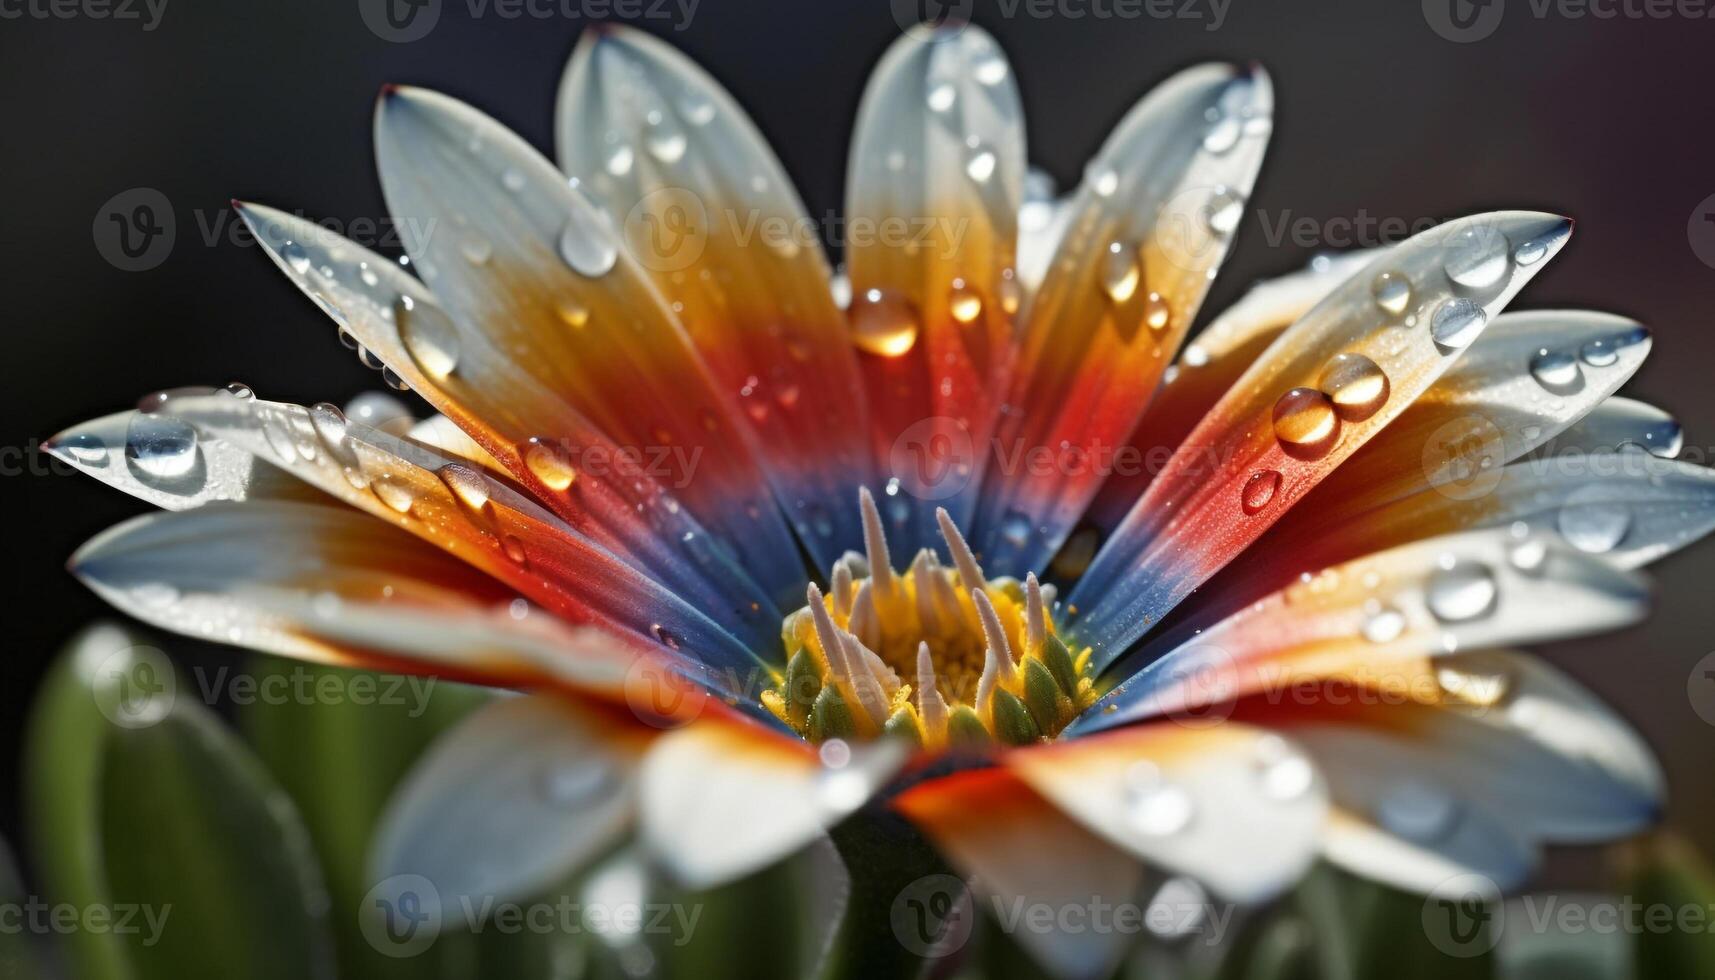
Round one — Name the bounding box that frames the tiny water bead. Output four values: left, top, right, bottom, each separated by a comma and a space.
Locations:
1425, 559, 1498, 623
123, 414, 199, 480
849, 288, 919, 357
1317, 353, 1390, 421
1101, 241, 1141, 304
1579, 337, 1620, 367
1203, 187, 1245, 237
394, 295, 461, 380
1442, 226, 1511, 291
1514, 238, 1547, 266
948, 280, 984, 324
1371, 272, 1412, 316
1360, 604, 1407, 643
1272, 387, 1340, 459
1240, 470, 1281, 515
523, 437, 578, 491
1143, 292, 1171, 332
1528, 348, 1581, 392
1429, 297, 1487, 352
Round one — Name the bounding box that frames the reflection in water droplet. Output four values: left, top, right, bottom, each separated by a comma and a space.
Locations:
524, 437, 578, 491
1514, 239, 1547, 266
1361, 604, 1406, 643
1000, 510, 1032, 548
394, 295, 461, 380
1528, 349, 1580, 392
1641, 418, 1684, 458
1371, 272, 1412, 316
926, 82, 956, 113
1442, 226, 1511, 290
1558, 496, 1631, 554
124, 414, 199, 479
1204, 187, 1244, 236
1084, 161, 1118, 198
1272, 388, 1340, 459
282, 241, 311, 275
1430, 298, 1487, 351
948, 281, 983, 324
1123, 762, 1193, 837
1144, 292, 1171, 332
1425, 560, 1497, 623
62, 432, 110, 465
1317, 353, 1390, 421
1240, 470, 1281, 515
647, 128, 688, 164
964, 147, 997, 184
501, 534, 528, 564
1101, 242, 1140, 304
559, 217, 619, 278
372, 474, 414, 514
1579, 338, 1619, 367
850, 288, 919, 357
438, 463, 491, 513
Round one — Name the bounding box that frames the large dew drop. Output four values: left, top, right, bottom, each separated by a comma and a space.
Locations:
850, 288, 919, 357
523, 437, 578, 491
1272, 387, 1340, 459
1425, 560, 1498, 623
1441, 226, 1511, 291
394, 295, 461, 380
559, 215, 619, 278
124, 414, 199, 480
1101, 241, 1141, 304
1371, 272, 1412, 316
1557, 493, 1631, 554
1317, 353, 1389, 421
1123, 762, 1193, 837
1528, 349, 1580, 392
1240, 470, 1281, 515
1429, 298, 1487, 352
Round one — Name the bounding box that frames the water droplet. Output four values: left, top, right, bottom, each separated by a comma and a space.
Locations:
1084, 161, 1118, 198
926, 82, 956, 113
1203, 115, 1242, 154
500, 168, 526, 192
1514, 239, 1547, 266
1557, 495, 1631, 554
1000, 510, 1032, 548
1272, 387, 1340, 459
394, 295, 460, 380
850, 288, 918, 357
1528, 349, 1580, 392
1442, 226, 1511, 290
1240, 470, 1281, 515
646, 128, 688, 164
124, 414, 199, 479
307, 402, 349, 447
1144, 292, 1171, 332
964, 146, 997, 184
1204, 187, 1244, 236
372, 474, 414, 514
438, 463, 491, 513
1123, 762, 1193, 837
605, 144, 634, 177
1371, 272, 1412, 316
537, 758, 612, 807
1317, 353, 1390, 421
1361, 604, 1406, 643
972, 51, 1009, 86
1425, 560, 1497, 623
1641, 418, 1683, 458
1377, 780, 1459, 843
61, 431, 110, 465
1252, 735, 1314, 801
1579, 338, 1619, 367
679, 94, 716, 126
281, 241, 311, 275
345, 391, 411, 428
224, 382, 254, 399
997, 272, 1022, 315
1100, 241, 1141, 304
381, 367, 410, 392
523, 437, 577, 491
1430, 298, 1487, 351
948, 280, 983, 324
501, 534, 528, 564
1508, 538, 1547, 573
557, 299, 590, 329
559, 216, 619, 278
460, 236, 493, 266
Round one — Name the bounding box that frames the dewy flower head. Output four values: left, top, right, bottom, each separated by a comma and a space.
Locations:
47, 20, 1713, 978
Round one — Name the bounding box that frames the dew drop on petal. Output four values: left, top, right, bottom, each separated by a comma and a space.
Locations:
1641, 418, 1684, 458
1252, 735, 1314, 802
536, 758, 612, 807
1317, 353, 1390, 421
850, 288, 918, 357
964, 146, 997, 184
523, 437, 577, 491
1123, 762, 1193, 837
1143, 293, 1171, 331
1361, 604, 1406, 643
1204, 187, 1244, 237
1000, 510, 1033, 548
281, 241, 311, 275
1371, 272, 1412, 316
394, 295, 461, 380
948, 280, 983, 324
1377, 780, 1459, 843
1579, 338, 1620, 367
559, 217, 619, 278
345, 391, 411, 428
1442, 226, 1511, 290
1514, 238, 1547, 266
124, 414, 199, 480
1429, 298, 1487, 352
1557, 495, 1631, 554
372, 474, 414, 514
62, 431, 109, 465
1101, 242, 1140, 304
501, 534, 528, 565
1084, 161, 1119, 198
926, 82, 956, 113
557, 300, 591, 329
1425, 560, 1497, 623
1272, 387, 1340, 459
438, 463, 491, 513
460, 236, 493, 266
1528, 349, 1580, 392
1240, 470, 1281, 515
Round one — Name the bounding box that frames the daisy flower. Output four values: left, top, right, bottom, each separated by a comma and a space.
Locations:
47, 21, 1715, 978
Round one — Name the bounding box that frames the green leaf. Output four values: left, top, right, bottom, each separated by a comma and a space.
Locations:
99, 666, 337, 980
238, 655, 490, 980
1626, 833, 1715, 980
23, 623, 151, 980
0, 831, 46, 979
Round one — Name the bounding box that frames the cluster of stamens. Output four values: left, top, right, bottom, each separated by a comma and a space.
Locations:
762, 489, 1095, 747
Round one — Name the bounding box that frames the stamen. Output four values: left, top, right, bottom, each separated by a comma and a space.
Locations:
849, 580, 880, 651
912, 549, 944, 634
973, 590, 1020, 685
838, 631, 893, 728
858, 487, 897, 603
916, 641, 948, 747
935, 507, 988, 595
831, 562, 854, 620
1025, 572, 1046, 654
807, 583, 871, 732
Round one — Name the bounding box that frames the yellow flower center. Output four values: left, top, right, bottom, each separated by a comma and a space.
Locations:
762, 490, 1095, 748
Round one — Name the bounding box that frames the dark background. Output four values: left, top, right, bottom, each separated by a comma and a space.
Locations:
2, 0, 1711, 867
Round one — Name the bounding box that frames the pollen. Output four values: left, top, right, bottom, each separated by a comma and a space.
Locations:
762, 489, 1096, 747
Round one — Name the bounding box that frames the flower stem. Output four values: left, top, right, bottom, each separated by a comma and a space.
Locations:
817, 802, 961, 980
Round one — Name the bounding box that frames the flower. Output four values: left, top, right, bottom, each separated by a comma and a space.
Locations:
47, 21, 1714, 979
